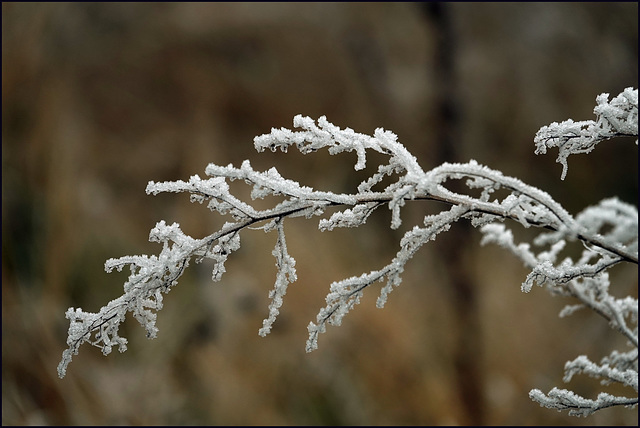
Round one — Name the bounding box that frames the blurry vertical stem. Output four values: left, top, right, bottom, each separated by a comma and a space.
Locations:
421, 3, 486, 424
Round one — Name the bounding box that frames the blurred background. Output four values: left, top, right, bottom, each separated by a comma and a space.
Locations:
2, 2, 638, 425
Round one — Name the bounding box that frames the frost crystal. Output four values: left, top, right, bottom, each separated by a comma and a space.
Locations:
534, 87, 638, 179
59, 90, 638, 418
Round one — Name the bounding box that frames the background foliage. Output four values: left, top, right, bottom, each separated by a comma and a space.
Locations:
2, 2, 638, 425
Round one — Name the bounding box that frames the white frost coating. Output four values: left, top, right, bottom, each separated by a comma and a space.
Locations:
534, 87, 638, 180
254, 114, 423, 177
307, 204, 468, 353
59, 93, 638, 418
259, 220, 297, 336
319, 202, 378, 231
529, 387, 638, 417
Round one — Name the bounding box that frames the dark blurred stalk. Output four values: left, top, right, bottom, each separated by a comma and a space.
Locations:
421, 3, 486, 424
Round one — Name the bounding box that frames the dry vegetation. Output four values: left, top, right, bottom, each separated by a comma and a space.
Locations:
2, 2, 637, 425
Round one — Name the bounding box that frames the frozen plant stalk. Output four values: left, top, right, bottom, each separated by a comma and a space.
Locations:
59, 89, 638, 418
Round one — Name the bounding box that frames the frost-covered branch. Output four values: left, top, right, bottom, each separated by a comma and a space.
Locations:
58, 89, 638, 419
484, 88, 638, 416
529, 353, 638, 417
534, 87, 638, 180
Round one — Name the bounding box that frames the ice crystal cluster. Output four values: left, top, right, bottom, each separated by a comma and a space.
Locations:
58, 88, 638, 417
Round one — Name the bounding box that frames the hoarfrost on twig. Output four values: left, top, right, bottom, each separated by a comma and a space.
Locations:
58, 89, 638, 418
